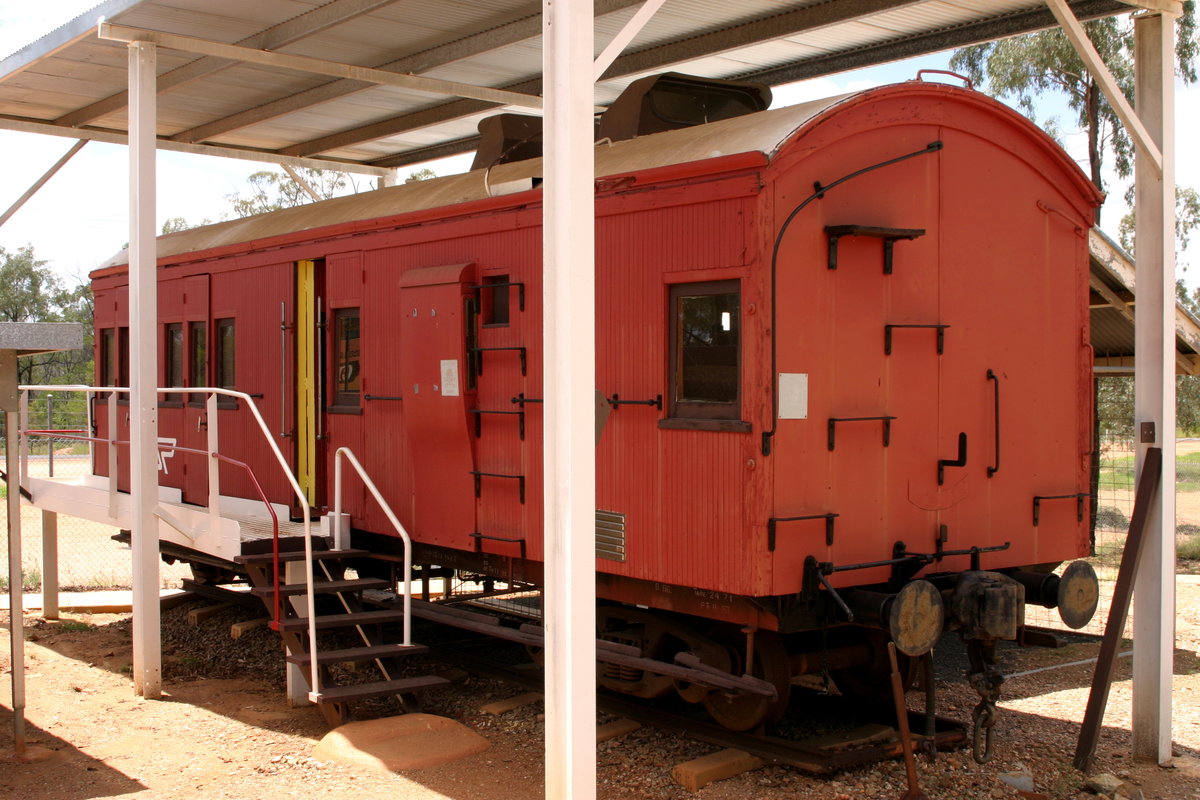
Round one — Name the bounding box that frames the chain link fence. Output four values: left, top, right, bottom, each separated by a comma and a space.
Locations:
1025, 377, 1199, 635
1, 396, 189, 596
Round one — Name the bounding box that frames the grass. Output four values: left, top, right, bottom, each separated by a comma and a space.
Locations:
55, 620, 92, 632
0, 567, 43, 592
1180, 530, 1200, 561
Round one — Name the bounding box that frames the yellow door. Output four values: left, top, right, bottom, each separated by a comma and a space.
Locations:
295, 259, 318, 506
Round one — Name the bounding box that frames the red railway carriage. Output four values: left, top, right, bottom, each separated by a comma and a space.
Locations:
91, 77, 1101, 732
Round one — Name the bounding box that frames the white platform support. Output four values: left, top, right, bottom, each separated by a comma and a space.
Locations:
1132, 10, 1176, 765
542, 1, 597, 797
128, 40, 162, 700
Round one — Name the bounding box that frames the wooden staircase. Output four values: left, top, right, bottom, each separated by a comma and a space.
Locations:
235, 539, 448, 727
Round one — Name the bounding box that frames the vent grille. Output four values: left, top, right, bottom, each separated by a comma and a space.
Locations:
596, 510, 626, 562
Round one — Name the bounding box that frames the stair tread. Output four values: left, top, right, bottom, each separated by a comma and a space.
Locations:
316, 675, 450, 703
276, 609, 408, 631
250, 577, 390, 597
285, 642, 429, 666
234, 548, 369, 565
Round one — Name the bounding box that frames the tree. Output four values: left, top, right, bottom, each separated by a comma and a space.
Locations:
950, 4, 1197, 224
0, 245, 93, 388
404, 168, 437, 184
225, 167, 362, 218
161, 216, 213, 234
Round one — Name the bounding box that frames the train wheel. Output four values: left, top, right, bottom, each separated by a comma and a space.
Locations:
831, 631, 914, 703
701, 629, 791, 732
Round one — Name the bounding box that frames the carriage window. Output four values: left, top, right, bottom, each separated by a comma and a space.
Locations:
215, 318, 236, 406
165, 323, 183, 402
333, 308, 361, 407
189, 322, 207, 397
668, 280, 740, 421
99, 329, 115, 387
482, 274, 510, 327
118, 327, 130, 389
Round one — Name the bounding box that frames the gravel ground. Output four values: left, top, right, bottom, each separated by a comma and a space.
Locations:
1, 581, 1199, 799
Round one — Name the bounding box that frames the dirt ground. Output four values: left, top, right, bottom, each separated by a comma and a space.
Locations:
1, 580, 1200, 800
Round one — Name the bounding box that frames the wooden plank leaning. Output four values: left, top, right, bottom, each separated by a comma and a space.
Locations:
1073, 446, 1163, 771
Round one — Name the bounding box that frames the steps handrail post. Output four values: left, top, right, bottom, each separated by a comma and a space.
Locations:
107, 391, 119, 518
334, 447, 344, 551
19, 389, 29, 493
206, 393, 221, 538
334, 447, 412, 647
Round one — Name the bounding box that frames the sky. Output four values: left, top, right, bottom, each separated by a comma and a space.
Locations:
0, 2, 1197, 287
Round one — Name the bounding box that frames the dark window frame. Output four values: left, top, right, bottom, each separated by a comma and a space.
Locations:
214, 317, 236, 408
666, 279, 742, 423
330, 307, 361, 409
163, 322, 183, 405
188, 320, 207, 406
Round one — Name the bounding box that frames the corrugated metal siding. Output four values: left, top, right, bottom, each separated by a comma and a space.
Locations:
596, 187, 760, 593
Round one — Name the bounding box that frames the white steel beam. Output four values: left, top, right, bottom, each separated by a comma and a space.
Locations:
0, 117, 393, 177
1132, 11, 1175, 764
0, 140, 87, 230
1045, 0, 1164, 177
594, 0, 667, 80
98, 23, 546, 112
1115, 0, 1183, 15
542, 0, 596, 796
128, 40, 162, 700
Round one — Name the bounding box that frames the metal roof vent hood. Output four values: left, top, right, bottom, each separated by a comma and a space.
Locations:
597, 72, 771, 143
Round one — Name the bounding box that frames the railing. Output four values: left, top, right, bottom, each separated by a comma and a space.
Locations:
17, 385, 330, 697
333, 446, 413, 647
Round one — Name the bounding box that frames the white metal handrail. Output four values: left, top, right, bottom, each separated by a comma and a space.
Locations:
333, 446, 413, 647
18, 384, 327, 697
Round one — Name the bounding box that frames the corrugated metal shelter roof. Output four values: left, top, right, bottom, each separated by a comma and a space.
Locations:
0, 0, 1143, 173
1089, 228, 1200, 374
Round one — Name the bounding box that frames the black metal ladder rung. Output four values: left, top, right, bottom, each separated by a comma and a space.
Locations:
470, 470, 526, 503
767, 513, 838, 550
827, 416, 896, 451
884, 323, 949, 355
825, 225, 925, 274
470, 281, 526, 311
1032, 492, 1089, 526
469, 346, 527, 376
468, 408, 525, 439
469, 531, 527, 559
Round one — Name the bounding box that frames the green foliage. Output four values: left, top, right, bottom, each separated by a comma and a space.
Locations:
0, 245, 93, 390
950, 5, 1197, 223
1119, 186, 1200, 271
160, 216, 214, 234
225, 167, 363, 218
404, 168, 437, 184
1097, 374, 1200, 437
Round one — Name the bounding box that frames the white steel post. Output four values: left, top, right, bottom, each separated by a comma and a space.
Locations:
542, 0, 596, 797
128, 40, 162, 700
1132, 12, 1175, 764
41, 510, 58, 620
206, 393, 221, 537
5, 403, 27, 760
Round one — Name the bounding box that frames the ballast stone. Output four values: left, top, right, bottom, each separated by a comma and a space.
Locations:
313, 713, 490, 771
